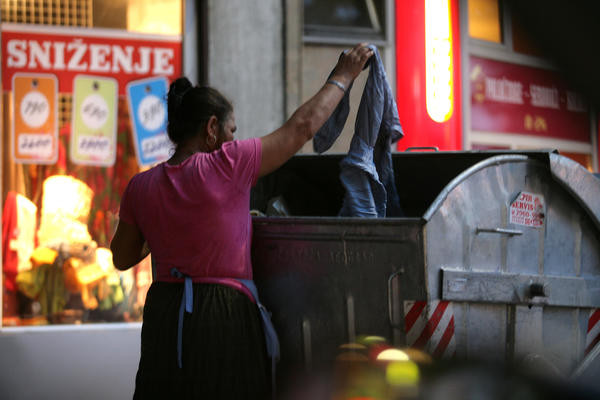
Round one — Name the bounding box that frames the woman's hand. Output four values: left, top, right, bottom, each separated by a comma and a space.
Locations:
330, 43, 374, 88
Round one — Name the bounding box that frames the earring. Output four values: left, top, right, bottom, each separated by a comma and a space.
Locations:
206, 135, 216, 146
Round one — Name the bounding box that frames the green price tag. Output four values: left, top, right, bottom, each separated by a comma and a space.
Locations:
70, 75, 118, 166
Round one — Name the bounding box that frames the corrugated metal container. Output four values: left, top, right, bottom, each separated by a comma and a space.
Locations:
250, 150, 600, 389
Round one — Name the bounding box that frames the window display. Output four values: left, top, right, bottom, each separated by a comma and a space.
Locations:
1, 0, 181, 327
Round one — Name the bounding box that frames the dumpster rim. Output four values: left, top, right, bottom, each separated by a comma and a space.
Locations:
422, 154, 531, 222
252, 215, 425, 225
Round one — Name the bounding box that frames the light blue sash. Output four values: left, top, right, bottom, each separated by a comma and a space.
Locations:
169, 268, 279, 398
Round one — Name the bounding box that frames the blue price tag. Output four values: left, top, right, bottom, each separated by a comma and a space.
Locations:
126, 77, 173, 166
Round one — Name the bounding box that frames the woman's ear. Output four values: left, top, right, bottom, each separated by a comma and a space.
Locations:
207, 115, 218, 137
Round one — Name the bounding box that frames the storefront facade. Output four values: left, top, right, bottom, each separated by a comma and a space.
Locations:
395, 0, 598, 172
1, 0, 597, 398
0, 1, 289, 398
0, 1, 184, 398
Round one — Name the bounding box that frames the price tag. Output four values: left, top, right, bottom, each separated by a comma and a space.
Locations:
126, 77, 172, 166
12, 74, 58, 164
71, 75, 118, 166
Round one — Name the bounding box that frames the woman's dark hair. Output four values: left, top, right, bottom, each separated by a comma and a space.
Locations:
167, 77, 233, 145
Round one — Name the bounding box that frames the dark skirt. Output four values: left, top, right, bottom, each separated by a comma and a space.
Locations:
133, 282, 270, 399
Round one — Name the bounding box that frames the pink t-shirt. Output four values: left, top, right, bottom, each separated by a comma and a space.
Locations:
119, 138, 262, 296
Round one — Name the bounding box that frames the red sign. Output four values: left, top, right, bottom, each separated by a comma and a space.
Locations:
2, 23, 182, 95
395, 0, 462, 151
470, 56, 589, 142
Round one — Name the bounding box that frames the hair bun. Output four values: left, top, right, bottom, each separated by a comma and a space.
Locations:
168, 77, 193, 118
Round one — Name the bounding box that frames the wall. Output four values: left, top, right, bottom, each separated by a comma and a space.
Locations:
0, 324, 141, 399
0, 2, 283, 399
298, 45, 370, 155
206, 0, 284, 140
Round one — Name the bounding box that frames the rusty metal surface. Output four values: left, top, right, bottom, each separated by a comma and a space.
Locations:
251, 217, 424, 375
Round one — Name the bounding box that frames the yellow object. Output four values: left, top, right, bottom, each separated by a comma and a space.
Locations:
401, 348, 433, 365
63, 258, 107, 288
425, 0, 454, 123
376, 349, 410, 362
357, 335, 387, 346
63, 257, 105, 310
127, 0, 182, 35
385, 360, 419, 387
30, 247, 58, 267
37, 175, 94, 246
468, 0, 502, 43
76, 263, 108, 286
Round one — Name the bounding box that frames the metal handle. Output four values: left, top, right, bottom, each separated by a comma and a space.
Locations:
346, 294, 356, 343
302, 318, 312, 371
387, 269, 403, 328
405, 146, 439, 152
529, 282, 547, 297
476, 227, 523, 236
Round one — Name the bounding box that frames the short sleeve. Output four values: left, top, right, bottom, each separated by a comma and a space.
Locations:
118, 178, 137, 226
218, 138, 262, 188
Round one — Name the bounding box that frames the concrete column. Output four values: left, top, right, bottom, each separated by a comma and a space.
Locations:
207, 0, 284, 140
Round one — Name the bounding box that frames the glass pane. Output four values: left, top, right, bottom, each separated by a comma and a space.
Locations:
1, 0, 182, 327
304, 0, 384, 32
93, 0, 182, 35
468, 0, 502, 43
511, 8, 545, 57
2, 95, 154, 327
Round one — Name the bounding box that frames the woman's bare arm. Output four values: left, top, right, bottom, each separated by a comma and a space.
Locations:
259, 43, 373, 177
110, 219, 150, 271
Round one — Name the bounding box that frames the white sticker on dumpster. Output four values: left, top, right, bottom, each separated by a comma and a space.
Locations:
509, 191, 545, 228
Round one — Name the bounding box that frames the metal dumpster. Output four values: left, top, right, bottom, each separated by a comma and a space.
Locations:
250, 150, 600, 390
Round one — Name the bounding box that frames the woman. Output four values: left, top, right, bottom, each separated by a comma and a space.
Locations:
110, 43, 373, 399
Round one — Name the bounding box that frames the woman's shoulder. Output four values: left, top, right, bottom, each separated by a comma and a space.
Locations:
217, 137, 261, 159
127, 163, 165, 189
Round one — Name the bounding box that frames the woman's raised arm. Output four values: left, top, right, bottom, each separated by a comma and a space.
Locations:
258, 43, 373, 177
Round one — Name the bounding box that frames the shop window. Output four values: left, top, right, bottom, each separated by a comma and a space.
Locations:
1, 1, 182, 327
510, 7, 545, 58
0, 0, 181, 33
468, 0, 502, 43
303, 0, 386, 40
94, 0, 181, 35
0, 0, 93, 26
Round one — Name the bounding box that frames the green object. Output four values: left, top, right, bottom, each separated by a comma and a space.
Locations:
16, 263, 69, 316
386, 360, 419, 387
70, 75, 118, 166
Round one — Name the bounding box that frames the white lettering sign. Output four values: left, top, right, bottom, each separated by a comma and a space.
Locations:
77, 136, 111, 159
529, 84, 559, 109
6, 38, 175, 75
141, 134, 172, 160
138, 95, 166, 132
18, 133, 53, 158
509, 191, 545, 228
81, 94, 108, 130
567, 91, 588, 112
20, 90, 49, 128
485, 77, 524, 104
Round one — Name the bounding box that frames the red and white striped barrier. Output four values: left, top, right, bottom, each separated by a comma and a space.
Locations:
585, 309, 600, 356
404, 300, 456, 359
